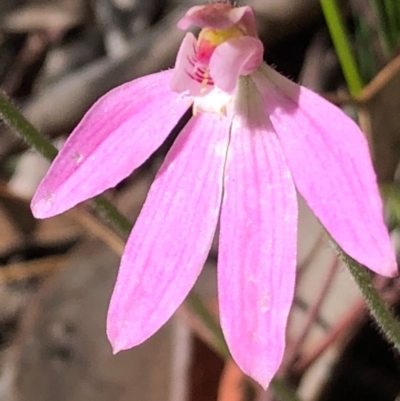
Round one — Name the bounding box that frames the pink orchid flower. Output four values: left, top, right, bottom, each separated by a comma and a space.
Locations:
31, 2, 397, 388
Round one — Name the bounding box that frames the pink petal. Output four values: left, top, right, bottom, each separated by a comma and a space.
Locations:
170, 32, 211, 97
107, 112, 231, 352
219, 80, 298, 388
253, 65, 397, 277
209, 37, 263, 93
177, 4, 255, 33
31, 70, 189, 218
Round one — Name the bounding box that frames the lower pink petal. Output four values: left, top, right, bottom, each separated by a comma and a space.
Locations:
219, 79, 298, 388
31, 70, 189, 218
107, 113, 231, 351
253, 65, 397, 277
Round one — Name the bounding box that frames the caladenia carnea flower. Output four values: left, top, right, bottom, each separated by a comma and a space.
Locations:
31, 2, 397, 389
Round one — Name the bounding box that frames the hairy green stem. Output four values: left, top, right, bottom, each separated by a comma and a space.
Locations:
320, 0, 364, 96
0, 90, 303, 401
0, 92, 57, 160
340, 250, 400, 352
93, 197, 132, 237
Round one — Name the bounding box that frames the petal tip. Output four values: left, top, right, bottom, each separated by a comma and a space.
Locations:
106, 324, 131, 355
361, 243, 398, 277
110, 343, 123, 355
109, 338, 126, 355
227, 340, 282, 391
241, 364, 274, 390
30, 194, 56, 219
377, 259, 398, 278
106, 308, 143, 354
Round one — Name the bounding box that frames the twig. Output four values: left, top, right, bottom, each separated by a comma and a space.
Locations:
283, 256, 339, 371
293, 298, 366, 373
0, 255, 65, 283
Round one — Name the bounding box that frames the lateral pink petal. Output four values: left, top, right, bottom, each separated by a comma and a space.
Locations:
107, 113, 231, 351
253, 65, 397, 277
219, 81, 298, 388
209, 37, 263, 93
31, 70, 189, 218
170, 32, 210, 97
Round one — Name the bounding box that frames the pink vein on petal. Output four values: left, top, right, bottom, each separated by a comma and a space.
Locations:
219, 79, 297, 388
107, 113, 231, 352
31, 70, 189, 218
253, 65, 397, 277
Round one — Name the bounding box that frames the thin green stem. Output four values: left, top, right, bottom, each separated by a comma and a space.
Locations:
339, 250, 400, 352
320, 0, 364, 96
396, 1, 400, 34
185, 291, 229, 358
0, 90, 303, 401
368, 0, 392, 57
354, 18, 378, 82
382, 0, 398, 50
0, 92, 57, 161
93, 197, 132, 237
270, 380, 304, 401
381, 184, 400, 227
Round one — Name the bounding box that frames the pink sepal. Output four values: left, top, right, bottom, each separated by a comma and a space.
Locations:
107, 113, 231, 352
31, 70, 188, 218
219, 79, 297, 388
253, 65, 397, 277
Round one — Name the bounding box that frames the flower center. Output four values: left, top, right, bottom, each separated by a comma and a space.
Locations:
197, 26, 244, 64
171, 4, 264, 115
188, 26, 244, 92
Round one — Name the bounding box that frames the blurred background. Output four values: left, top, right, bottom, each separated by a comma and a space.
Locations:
1, 0, 400, 400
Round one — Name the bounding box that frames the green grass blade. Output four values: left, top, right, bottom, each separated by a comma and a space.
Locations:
320, 0, 364, 96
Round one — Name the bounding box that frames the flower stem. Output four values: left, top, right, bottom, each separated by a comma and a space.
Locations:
0, 91, 57, 161
1, 90, 303, 401
369, 0, 392, 58
270, 380, 304, 401
320, 0, 364, 97
339, 249, 400, 352
92, 196, 132, 237
381, 0, 397, 51
185, 291, 229, 358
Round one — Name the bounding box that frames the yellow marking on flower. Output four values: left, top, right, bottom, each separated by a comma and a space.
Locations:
195, 26, 244, 92
198, 26, 243, 47
196, 25, 244, 64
